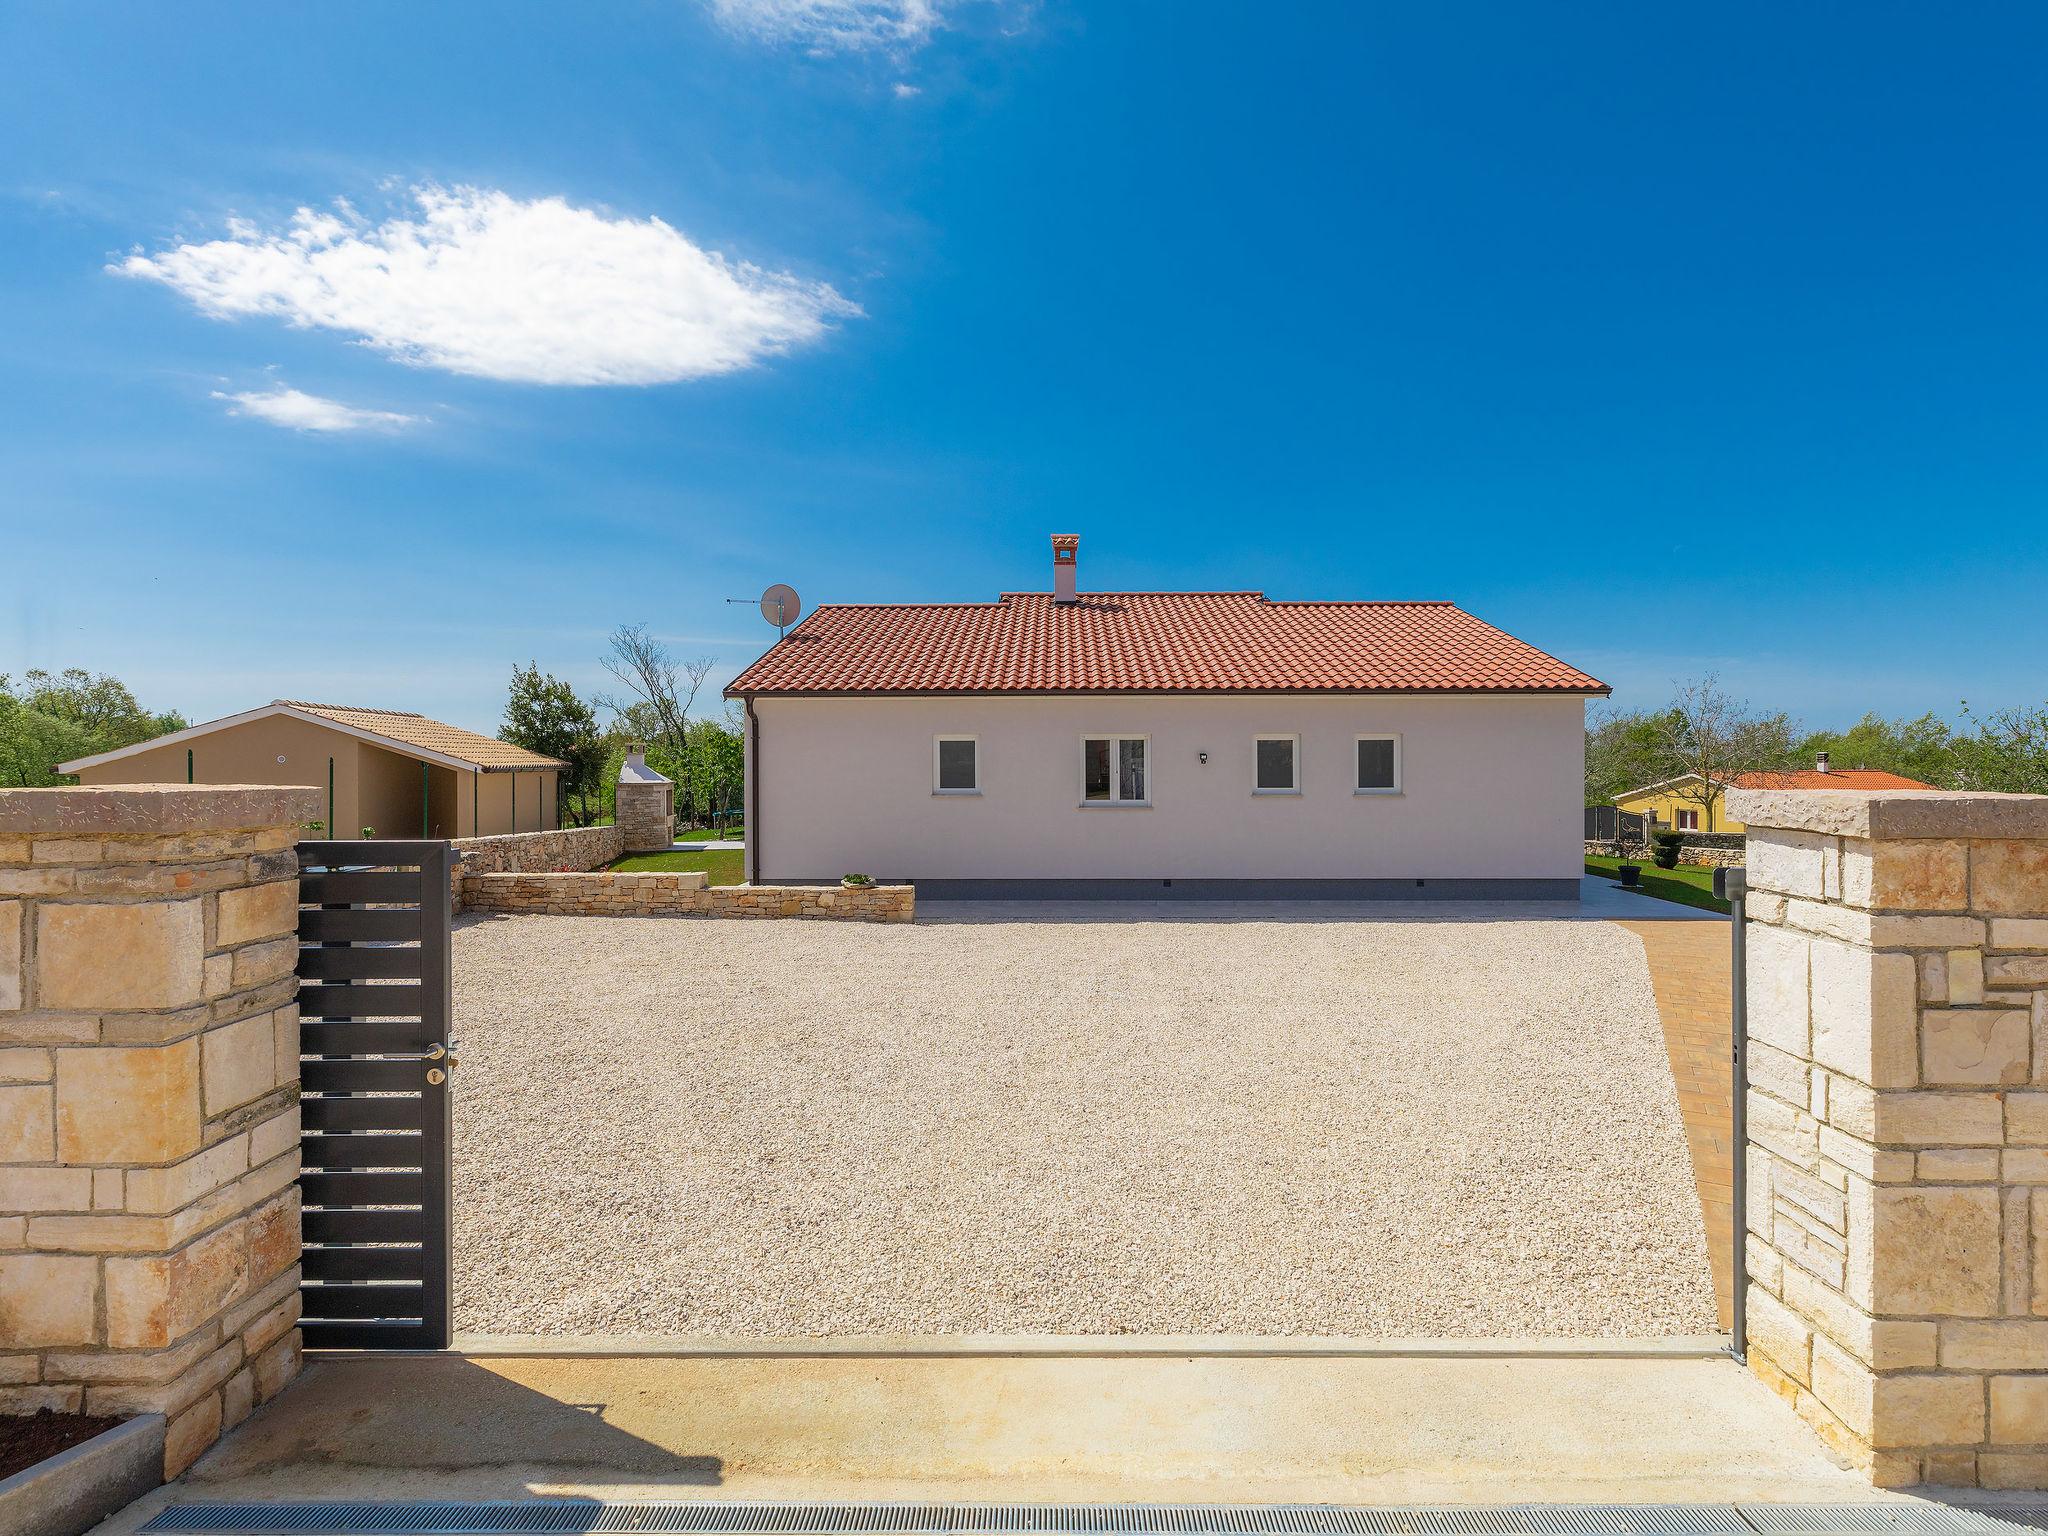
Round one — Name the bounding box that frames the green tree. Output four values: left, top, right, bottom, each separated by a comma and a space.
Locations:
499, 663, 608, 826
680, 710, 745, 828
1953, 700, 2048, 795
1795, 713, 1958, 787
1585, 707, 1669, 804
0, 669, 186, 787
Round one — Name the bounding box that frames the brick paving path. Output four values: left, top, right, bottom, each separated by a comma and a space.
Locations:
1616, 917, 1735, 1331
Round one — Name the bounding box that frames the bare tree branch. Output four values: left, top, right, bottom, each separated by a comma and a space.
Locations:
1651, 675, 1798, 831
595, 626, 692, 747
594, 625, 720, 821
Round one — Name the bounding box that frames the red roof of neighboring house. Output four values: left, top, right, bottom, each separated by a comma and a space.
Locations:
1730, 768, 1936, 791
725, 592, 1608, 697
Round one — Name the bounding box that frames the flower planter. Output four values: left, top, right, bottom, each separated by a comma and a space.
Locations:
0, 1413, 163, 1536
1616, 864, 1643, 889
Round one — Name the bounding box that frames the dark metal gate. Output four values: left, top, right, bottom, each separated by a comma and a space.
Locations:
295, 840, 455, 1349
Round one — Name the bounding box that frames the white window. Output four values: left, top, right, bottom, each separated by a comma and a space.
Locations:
1354, 733, 1402, 794
934, 736, 979, 794
1081, 735, 1148, 805
1675, 808, 1699, 831
1254, 734, 1299, 794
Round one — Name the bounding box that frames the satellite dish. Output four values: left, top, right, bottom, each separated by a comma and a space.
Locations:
760, 584, 801, 632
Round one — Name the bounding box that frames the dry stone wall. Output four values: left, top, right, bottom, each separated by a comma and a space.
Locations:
448, 824, 624, 911
462, 871, 913, 922
0, 785, 317, 1478
1730, 787, 2048, 1490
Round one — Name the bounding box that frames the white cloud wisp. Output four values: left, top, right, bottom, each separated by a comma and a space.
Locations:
213, 386, 421, 433
708, 0, 943, 50
120, 186, 859, 386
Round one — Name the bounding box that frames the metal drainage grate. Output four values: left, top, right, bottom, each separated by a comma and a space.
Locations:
139, 1505, 2048, 1536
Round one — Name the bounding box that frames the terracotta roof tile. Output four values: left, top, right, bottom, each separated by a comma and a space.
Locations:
1731, 768, 1936, 791
278, 702, 567, 769
725, 593, 1606, 696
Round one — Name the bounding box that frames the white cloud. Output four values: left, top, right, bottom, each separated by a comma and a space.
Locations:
118, 185, 859, 387
709, 0, 944, 50
892, 81, 922, 97
212, 386, 421, 433
211, 385, 419, 434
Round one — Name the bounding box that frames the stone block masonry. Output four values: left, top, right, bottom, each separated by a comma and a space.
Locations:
1729, 787, 2048, 1490
614, 748, 675, 855
461, 871, 913, 922
448, 824, 624, 912
0, 784, 319, 1479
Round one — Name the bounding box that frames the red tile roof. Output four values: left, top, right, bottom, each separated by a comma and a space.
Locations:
1731, 768, 1936, 791
725, 592, 1607, 697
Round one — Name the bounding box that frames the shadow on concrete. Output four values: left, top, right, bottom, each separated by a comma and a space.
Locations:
126, 1350, 1885, 1512
184, 1356, 723, 1489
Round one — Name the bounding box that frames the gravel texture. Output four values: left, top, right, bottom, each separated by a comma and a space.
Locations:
451, 905, 1716, 1338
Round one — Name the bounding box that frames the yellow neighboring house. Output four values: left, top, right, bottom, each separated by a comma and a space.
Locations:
1613, 757, 1936, 835
58, 699, 568, 840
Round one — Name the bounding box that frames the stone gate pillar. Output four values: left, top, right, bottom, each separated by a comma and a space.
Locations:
1729, 787, 2048, 1489
0, 785, 319, 1477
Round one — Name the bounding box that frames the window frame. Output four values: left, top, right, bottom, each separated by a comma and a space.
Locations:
1353, 732, 1404, 796
932, 734, 981, 796
1079, 733, 1151, 807
1675, 808, 1700, 831
1252, 733, 1301, 795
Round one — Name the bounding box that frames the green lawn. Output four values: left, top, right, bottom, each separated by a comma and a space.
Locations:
607, 848, 746, 885
675, 823, 745, 842
1584, 854, 1730, 914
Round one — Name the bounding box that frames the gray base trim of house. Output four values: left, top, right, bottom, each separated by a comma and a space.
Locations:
141, 1502, 2047, 1536
888, 878, 1581, 902
0, 1412, 164, 1536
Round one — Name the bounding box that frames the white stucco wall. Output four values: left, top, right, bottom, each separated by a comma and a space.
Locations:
747, 693, 1588, 882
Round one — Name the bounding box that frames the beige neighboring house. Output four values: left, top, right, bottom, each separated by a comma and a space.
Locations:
58, 700, 567, 840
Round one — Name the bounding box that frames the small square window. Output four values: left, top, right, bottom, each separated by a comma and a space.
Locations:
1255, 735, 1298, 792
935, 736, 978, 793
1675, 808, 1699, 831
1081, 735, 1149, 804
1355, 734, 1402, 794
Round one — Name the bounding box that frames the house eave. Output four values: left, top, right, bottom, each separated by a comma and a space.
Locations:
724, 685, 1613, 701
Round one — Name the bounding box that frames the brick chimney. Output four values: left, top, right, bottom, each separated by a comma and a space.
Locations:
1052, 534, 1079, 604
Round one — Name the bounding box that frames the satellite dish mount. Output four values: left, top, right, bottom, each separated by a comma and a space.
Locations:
727, 583, 803, 639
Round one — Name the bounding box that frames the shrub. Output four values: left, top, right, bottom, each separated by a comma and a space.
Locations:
841, 872, 874, 887
1652, 831, 1683, 869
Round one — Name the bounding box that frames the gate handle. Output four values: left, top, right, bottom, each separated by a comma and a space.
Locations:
425, 1041, 458, 1067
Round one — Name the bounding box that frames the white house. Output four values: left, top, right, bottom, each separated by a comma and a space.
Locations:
724, 536, 1608, 898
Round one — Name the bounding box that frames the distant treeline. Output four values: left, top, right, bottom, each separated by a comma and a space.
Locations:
1587, 678, 2048, 807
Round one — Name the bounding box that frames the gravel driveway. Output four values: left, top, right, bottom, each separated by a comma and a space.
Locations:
451, 906, 1715, 1338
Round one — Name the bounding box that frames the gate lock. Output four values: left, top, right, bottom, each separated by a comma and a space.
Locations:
424, 1039, 460, 1086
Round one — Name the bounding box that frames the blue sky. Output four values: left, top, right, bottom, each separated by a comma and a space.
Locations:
5, 2, 2046, 734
